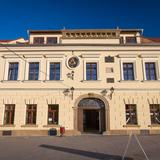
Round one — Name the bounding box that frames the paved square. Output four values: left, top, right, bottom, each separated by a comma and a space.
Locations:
0, 135, 160, 160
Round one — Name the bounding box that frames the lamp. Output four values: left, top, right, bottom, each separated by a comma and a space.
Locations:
63, 87, 75, 100
70, 87, 74, 100
66, 71, 74, 80
63, 89, 70, 96
101, 87, 114, 100
108, 87, 114, 100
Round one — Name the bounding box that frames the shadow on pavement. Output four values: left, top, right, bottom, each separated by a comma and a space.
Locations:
39, 144, 133, 160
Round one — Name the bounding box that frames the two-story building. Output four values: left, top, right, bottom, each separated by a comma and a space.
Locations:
0, 28, 160, 136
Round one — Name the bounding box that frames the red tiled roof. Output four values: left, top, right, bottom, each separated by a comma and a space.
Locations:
0, 40, 13, 42
146, 38, 160, 42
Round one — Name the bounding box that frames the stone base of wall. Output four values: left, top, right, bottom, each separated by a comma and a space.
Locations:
0, 129, 159, 136
105, 129, 160, 135
0, 129, 81, 137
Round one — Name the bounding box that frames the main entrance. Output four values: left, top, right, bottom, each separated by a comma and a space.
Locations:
77, 98, 106, 134
83, 109, 99, 132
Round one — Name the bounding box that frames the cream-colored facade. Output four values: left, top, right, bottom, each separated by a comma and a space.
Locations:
0, 29, 160, 136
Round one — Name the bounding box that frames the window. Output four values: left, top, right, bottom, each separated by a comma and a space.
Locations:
145, 62, 157, 80
150, 104, 160, 124
50, 62, 60, 80
48, 105, 59, 125
33, 37, 44, 44
4, 104, 15, 125
26, 104, 37, 124
123, 63, 135, 80
120, 37, 124, 44
47, 37, 57, 44
28, 62, 39, 80
125, 104, 137, 125
8, 62, 19, 80
126, 37, 137, 44
86, 63, 97, 80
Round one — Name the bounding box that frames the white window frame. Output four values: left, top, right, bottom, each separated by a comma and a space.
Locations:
120, 58, 137, 81
46, 59, 63, 81
83, 59, 100, 81
142, 58, 160, 81
4, 59, 21, 81
24, 58, 42, 81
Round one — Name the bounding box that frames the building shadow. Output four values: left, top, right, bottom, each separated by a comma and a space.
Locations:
39, 144, 133, 160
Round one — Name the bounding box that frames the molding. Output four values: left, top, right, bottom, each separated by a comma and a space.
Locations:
44, 54, 65, 58
140, 54, 159, 58
117, 54, 137, 58
43, 80, 64, 83
0, 125, 15, 127
148, 124, 160, 127
22, 80, 43, 83
123, 125, 140, 127
81, 80, 102, 83
119, 80, 139, 83
1, 80, 21, 83
21, 125, 38, 127
2, 54, 23, 58
23, 54, 43, 58
43, 125, 60, 128
81, 54, 100, 58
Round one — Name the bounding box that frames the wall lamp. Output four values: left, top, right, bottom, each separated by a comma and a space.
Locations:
66, 71, 74, 80
63, 87, 75, 100
101, 87, 114, 100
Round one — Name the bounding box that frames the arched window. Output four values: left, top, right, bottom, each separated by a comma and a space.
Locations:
78, 98, 105, 109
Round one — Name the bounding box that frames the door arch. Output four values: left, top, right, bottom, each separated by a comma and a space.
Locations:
73, 94, 109, 134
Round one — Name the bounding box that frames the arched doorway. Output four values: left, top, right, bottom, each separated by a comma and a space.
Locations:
78, 98, 105, 133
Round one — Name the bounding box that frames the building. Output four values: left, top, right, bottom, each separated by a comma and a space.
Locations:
0, 28, 160, 136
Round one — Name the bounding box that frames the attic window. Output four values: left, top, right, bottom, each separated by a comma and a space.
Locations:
47, 37, 57, 44
33, 37, 44, 44
126, 37, 137, 44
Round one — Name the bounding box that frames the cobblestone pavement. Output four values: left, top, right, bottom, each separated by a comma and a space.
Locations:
0, 135, 159, 160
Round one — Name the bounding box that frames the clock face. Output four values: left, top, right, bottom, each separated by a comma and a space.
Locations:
68, 56, 79, 68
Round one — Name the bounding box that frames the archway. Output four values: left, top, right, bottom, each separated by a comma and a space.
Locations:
73, 94, 109, 134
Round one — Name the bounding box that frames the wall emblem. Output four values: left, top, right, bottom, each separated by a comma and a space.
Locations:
67, 56, 79, 69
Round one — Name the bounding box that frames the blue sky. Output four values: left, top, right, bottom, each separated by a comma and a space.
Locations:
0, 0, 160, 39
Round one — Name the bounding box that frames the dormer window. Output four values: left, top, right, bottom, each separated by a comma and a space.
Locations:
126, 37, 137, 44
33, 37, 44, 44
47, 37, 57, 44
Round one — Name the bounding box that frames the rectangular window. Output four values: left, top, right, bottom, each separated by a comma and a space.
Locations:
50, 62, 60, 80
28, 62, 39, 80
86, 63, 97, 80
48, 105, 59, 125
145, 62, 157, 80
126, 37, 137, 44
4, 104, 15, 125
47, 37, 57, 44
26, 104, 37, 125
150, 104, 160, 124
125, 104, 137, 125
123, 63, 135, 80
33, 37, 44, 44
8, 62, 19, 80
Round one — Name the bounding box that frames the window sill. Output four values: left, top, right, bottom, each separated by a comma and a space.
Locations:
123, 125, 140, 127
148, 124, 160, 127
81, 80, 102, 83
43, 80, 64, 83
141, 80, 160, 82
21, 125, 38, 127
119, 80, 139, 83
22, 80, 42, 83
43, 124, 60, 128
0, 125, 15, 127
1, 80, 21, 83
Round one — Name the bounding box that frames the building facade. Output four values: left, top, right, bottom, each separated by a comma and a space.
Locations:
0, 28, 160, 136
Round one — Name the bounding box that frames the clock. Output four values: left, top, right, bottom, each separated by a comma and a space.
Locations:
67, 56, 79, 69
